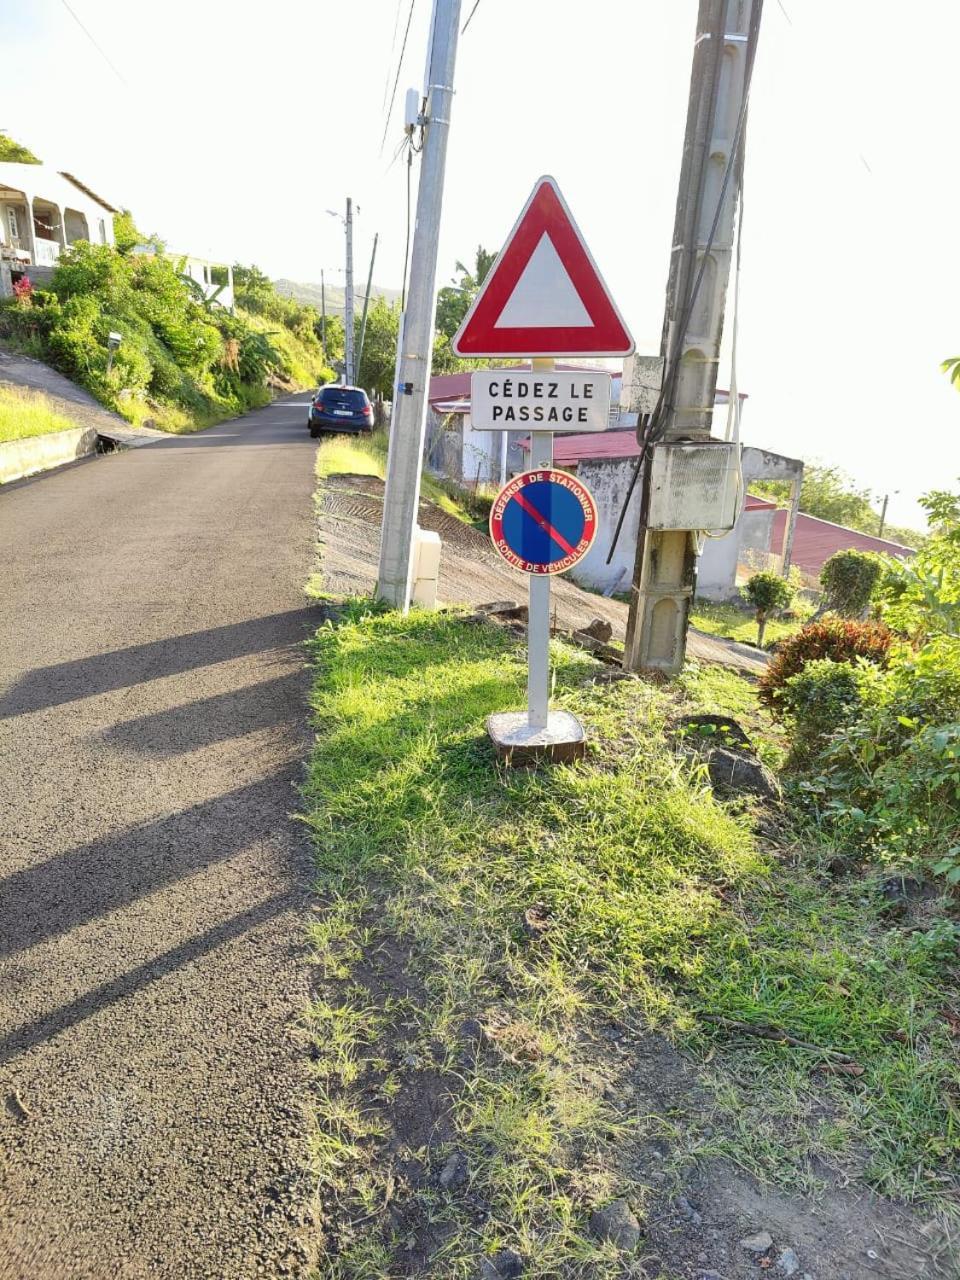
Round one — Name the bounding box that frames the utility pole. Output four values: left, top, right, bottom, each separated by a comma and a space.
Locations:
356, 232, 379, 389
344, 198, 355, 385
320, 268, 327, 366
377, 0, 462, 610
877, 491, 898, 539
624, 0, 762, 675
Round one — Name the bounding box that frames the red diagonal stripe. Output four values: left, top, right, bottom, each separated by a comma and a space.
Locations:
512, 490, 578, 557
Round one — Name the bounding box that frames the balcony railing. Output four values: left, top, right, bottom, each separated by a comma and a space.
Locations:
34, 237, 61, 267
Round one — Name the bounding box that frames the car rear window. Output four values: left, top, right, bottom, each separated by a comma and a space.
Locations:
320, 388, 368, 408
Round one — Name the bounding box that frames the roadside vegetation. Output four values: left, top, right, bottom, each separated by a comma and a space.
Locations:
0, 206, 332, 434
0, 385, 78, 443
301, 562, 959, 1274
315, 429, 495, 529
690, 599, 806, 647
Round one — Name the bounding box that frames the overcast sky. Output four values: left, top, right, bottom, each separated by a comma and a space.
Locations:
3, 0, 957, 529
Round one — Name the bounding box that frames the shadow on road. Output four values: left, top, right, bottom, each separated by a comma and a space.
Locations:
0, 888, 303, 1066
99, 671, 306, 757
0, 608, 319, 720
0, 769, 300, 961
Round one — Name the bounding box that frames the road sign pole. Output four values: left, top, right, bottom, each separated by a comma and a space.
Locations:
527, 357, 555, 728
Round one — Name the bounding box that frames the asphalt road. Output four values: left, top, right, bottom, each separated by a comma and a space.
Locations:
0, 395, 321, 1278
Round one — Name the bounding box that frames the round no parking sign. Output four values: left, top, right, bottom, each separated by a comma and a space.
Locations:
489, 468, 598, 576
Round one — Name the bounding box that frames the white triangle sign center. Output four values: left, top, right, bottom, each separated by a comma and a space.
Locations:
493, 233, 591, 329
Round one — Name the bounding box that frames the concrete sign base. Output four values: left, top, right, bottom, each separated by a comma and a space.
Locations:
487, 709, 586, 767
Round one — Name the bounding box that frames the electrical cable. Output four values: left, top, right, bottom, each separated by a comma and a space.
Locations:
605, 0, 763, 564
380, 0, 417, 155
401, 144, 413, 312
462, 0, 482, 33
60, 0, 128, 86
382, 0, 406, 110
700, 163, 746, 538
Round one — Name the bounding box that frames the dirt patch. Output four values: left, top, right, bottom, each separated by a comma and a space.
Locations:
317, 472, 768, 677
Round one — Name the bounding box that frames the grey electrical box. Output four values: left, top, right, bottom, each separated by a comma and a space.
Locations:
647, 441, 740, 531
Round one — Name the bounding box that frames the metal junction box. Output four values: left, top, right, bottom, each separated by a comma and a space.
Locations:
647, 441, 740, 532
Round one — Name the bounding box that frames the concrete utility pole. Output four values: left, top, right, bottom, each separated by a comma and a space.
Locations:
624, 0, 761, 674
320, 269, 327, 365
376, 0, 462, 610
344, 198, 355, 385
356, 232, 379, 388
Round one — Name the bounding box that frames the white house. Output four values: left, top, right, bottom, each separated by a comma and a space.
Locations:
131, 245, 234, 310
0, 163, 116, 292
424, 364, 621, 489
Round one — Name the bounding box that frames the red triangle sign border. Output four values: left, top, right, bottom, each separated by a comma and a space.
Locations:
452, 176, 635, 359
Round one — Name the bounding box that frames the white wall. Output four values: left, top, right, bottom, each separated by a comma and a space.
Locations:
568, 457, 641, 595
0, 164, 115, 259
460, 412, 501, 487
180, 257, 235, 310
698, 507, 776, 600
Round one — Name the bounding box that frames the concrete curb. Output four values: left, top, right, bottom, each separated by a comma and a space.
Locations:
0, 426, 99, 485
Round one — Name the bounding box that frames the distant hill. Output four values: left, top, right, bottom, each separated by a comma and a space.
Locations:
275, 278, 401, 317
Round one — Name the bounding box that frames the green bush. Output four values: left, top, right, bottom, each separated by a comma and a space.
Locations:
742, 571, 794, 647
820, 549, 883, 617
789, 636, 960, 877
780, 658, 863, 759
760, 617, 894, 710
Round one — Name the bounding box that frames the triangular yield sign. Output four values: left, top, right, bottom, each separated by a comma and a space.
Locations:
452, 176, 635, 358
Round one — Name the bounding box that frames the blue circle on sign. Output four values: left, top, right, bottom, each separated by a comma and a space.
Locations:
501, 479, 586, 566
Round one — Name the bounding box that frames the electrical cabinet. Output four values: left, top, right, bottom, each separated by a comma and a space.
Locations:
647, 441, 740, 532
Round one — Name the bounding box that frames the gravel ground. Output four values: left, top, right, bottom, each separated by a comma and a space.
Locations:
317, 472, 768, 677
0, 394, 321, 1278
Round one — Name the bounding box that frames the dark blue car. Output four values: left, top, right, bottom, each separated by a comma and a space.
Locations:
308, 384, 374, 438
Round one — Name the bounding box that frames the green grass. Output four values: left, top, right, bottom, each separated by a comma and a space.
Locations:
0, 385, 78, 443
691, 599, 811, 648
301, 608, 959, 1275
315, 429, 494, 527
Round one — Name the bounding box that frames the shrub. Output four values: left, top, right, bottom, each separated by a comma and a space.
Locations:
760, 616, 894, 709
820, 549, 883, 617
780, 658, 862, 759
742, 571, 794, 647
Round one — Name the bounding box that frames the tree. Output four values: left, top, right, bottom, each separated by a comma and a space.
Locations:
820, 549, 882, 617
0, 133, 40, 164
941, 356, 960, 392
743, 571, 794, 647
752, 461, 923, 547
434, 246, 496, 341
356, 297, 400, 401
876, 486, 960, 640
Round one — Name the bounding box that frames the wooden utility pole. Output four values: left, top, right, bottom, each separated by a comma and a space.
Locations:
356, 232, 379, 388
624, 0, 762, 674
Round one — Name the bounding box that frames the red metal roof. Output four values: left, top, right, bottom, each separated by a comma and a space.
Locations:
744, 493, 777, 511
772, 509, 914, 576
515, 429, 641, 464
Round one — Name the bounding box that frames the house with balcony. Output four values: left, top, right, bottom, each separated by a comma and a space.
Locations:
0, 163, 116, 293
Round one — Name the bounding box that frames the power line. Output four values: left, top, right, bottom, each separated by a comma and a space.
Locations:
461, 0, 482, 33
382, 0, 406, 110
401, 143, 413, 311
380, 0, 417, 155
59, 0, 128, 86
